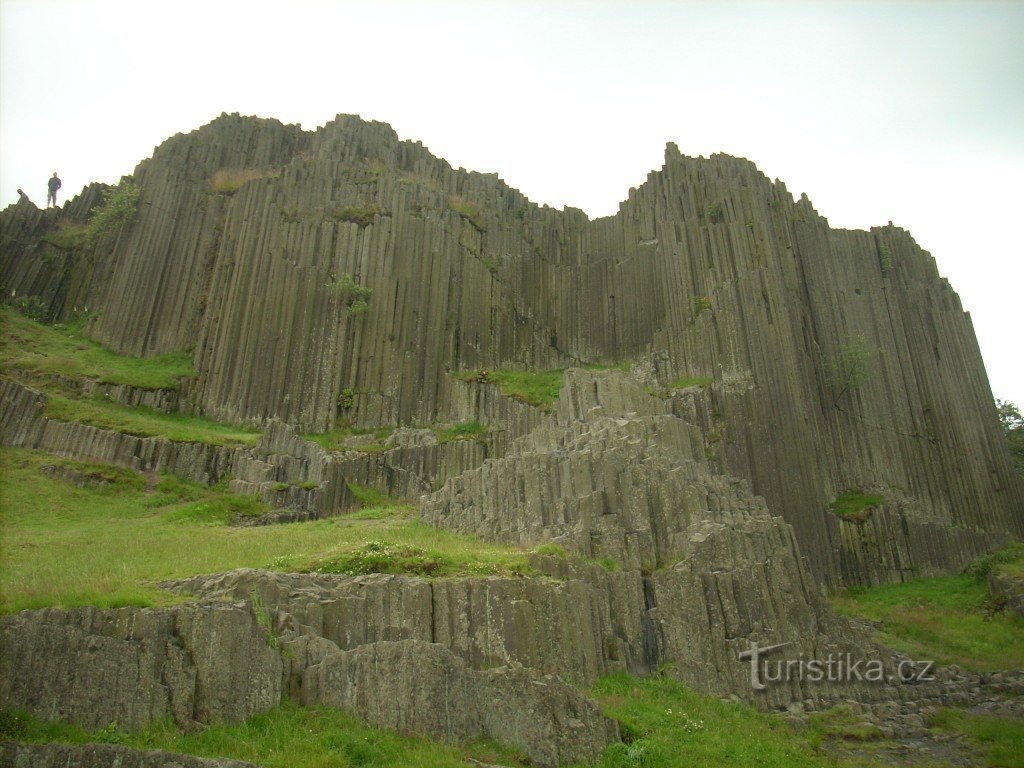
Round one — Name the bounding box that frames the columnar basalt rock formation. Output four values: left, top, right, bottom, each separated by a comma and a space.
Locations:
2, 112, 1018, 588
1, 112, 1022, 760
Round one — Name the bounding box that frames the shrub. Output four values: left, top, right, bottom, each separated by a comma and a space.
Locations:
706, 202, 724, 222
85, 183, 140, 247
326, 273, 373, 317
6, 295, 49, 322
879, 243, 894, 274
825, 332, 875, 405
692, 295, 712, 318
331, 203, 381, 227
309, 541, 455, 577
337, 387, 356, 410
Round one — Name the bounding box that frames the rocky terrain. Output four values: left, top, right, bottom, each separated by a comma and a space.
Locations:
1, 113, 1022, 766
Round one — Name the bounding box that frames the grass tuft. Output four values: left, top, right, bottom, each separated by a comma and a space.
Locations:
210, 169, 273, 194
453, 368, 565, 410
670, 376, 713, 390
829, 489, 886, 522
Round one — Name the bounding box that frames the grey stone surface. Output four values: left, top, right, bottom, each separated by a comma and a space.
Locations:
3, 114, 1019, 586
301, 639, 617, 767
0, 742, 262, 768
0, 603, 281, 731
988, 570, 1024, 617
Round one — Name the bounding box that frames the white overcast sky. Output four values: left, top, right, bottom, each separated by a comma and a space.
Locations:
2, 0, 1022, 405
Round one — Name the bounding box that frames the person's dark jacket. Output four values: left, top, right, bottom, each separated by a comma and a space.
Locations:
48, 176, 61, 192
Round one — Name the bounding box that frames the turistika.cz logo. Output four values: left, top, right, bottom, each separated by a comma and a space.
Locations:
738, 641, 935, 691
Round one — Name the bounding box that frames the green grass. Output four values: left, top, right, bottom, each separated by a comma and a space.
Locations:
39, 389, 261, 446
829, 490, 886, 521
670, 376, 713, 390
1, 306, 194, 390
832, 564, 1024, 672
592, 673, 829, 768
303, 425, 394, 453
40, 221, 87, 251
0, 448, 533, 612
967, 542, 1024, 581
345, 482, 396, 508
435, 421, 487, 443
330, 204, 382, 227
447, 195, 486, 230
0, 701, 531, 768
453, 368, 565, 410
931, 708, 1024, 768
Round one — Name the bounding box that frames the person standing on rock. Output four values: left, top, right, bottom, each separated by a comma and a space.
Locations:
46, 172, 62, 208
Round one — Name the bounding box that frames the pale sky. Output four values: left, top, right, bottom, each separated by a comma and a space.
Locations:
2, 0, 1022, 405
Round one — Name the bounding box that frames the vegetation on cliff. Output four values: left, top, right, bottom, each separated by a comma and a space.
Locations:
1, 306, 193, 390
833, 548, 1024, 672
0, 447, 533, 613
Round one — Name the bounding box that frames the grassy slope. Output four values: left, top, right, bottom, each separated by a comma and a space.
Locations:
0, 448, 531, 612
832, 565, 1024, 672
2, 307, 260, 446
1, 307, 193, 389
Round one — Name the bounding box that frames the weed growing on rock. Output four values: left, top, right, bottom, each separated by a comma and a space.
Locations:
85, 182, 140, 247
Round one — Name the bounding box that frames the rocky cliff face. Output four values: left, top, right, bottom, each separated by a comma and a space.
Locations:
1, 113, 1021, 580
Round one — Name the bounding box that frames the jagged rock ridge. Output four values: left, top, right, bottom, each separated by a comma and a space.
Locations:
2, 112, 1020, 588
1, 112, 1023, 763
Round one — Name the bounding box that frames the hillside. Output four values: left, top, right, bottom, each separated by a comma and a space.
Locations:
1, 113, 1022, 767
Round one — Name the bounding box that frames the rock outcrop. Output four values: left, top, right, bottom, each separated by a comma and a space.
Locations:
1, 112, 1022, 763
0, 603, 281, 731
0, 743, 261, 768
2, 113, 1018, 587
300, 639, 617, 766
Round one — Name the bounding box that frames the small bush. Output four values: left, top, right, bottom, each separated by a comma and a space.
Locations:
326, 273, 373, 317
825, 332, 875, 405
331, 203, 381, 227
692, 295, 712, 318
879, 243, 894, 274
965, 542, 1024, 581
308, 541, 456, 577
337, 387, 356, 410
7, 295, 49, 322
706, 202, 724, 223
85, 183, 140, 247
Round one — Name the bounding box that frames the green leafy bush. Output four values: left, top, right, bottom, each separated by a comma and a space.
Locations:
85, 183, 140, 247
692, 295, 712, 318
326, 273, 372, 317
825, 332, 875, 405
878, 243, 894, 274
